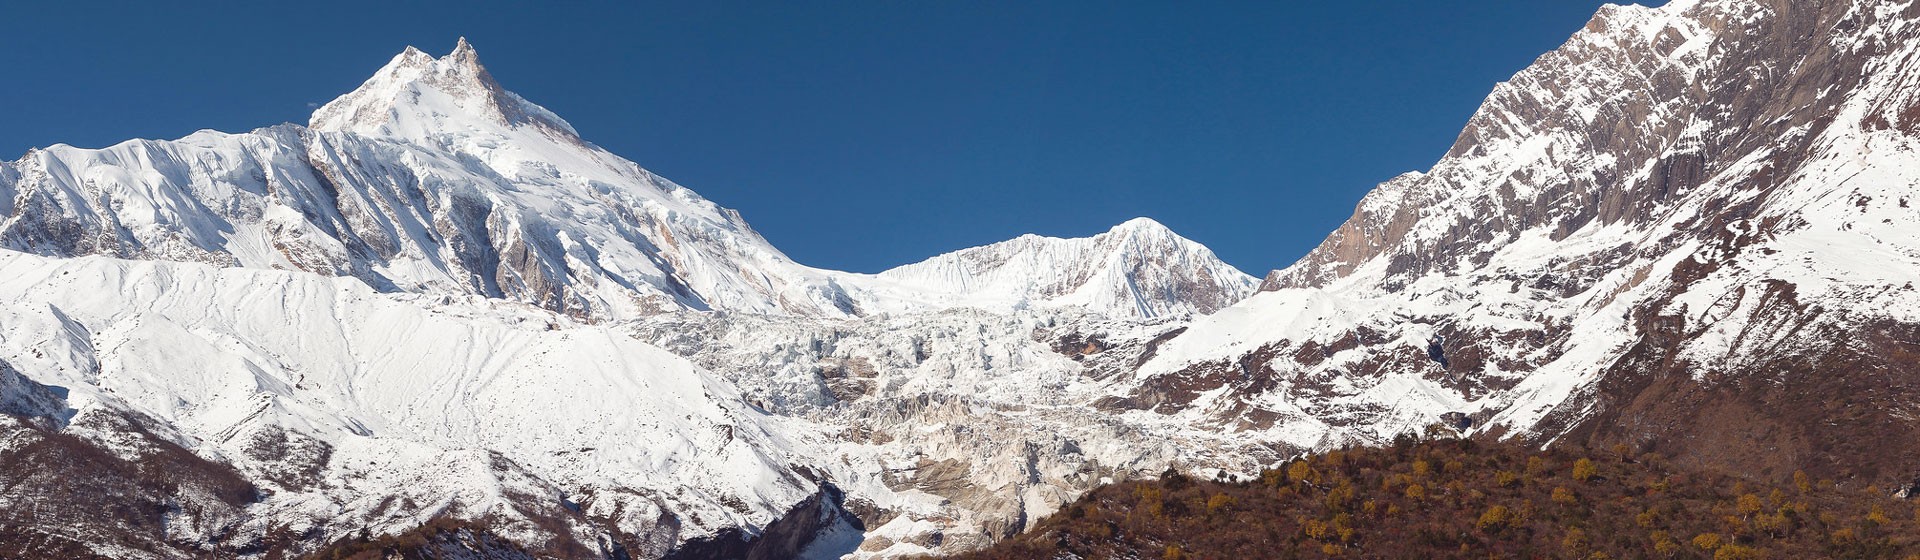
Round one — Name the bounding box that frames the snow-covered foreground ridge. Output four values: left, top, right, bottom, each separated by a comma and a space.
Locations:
0, 249, 826, 557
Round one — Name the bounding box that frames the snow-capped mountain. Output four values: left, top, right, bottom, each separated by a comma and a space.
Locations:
1122, 0, 1920, 489
0, 38, 1249, 324
849, 218, 1255, 319
11, 0, 1920, 557
1, 38, 867, 320
0, 39, 1255, 558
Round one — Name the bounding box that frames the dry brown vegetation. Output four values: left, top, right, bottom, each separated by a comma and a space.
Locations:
944, 436, 1920, 559
303, 518, 536, 560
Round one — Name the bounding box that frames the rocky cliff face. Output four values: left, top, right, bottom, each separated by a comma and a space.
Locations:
1268, 0, 1866, 292
1143, 0, 1920, 488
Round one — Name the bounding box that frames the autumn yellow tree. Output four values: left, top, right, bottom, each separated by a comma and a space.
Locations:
1651, 530, 1679, 557
1552, 486, 1578, 505
1136, 484, 1165, 519
1206, 492, 1235, 513
1562, 526, 1591, 557
1476, 505, 1513, 532
1572, 458, 1598, 482
1301, 517, 1332, 540
1735, 493, 1763, 519
1754, 511, 1791, 538
1288, 460, 1319, 488
1868, 504, 1893, 526
1692, 532, 1724, 551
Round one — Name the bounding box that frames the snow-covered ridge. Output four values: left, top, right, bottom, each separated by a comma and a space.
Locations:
0, 248, 828, 556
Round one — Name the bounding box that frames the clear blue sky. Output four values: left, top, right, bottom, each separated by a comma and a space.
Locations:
0, 2, 1645, 275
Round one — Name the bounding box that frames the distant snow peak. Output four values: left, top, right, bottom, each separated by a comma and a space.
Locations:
863, 217, 1257, 319
309, 38, 580, 141
1110, 216, 1172, 234
1104, 217, 1206, 253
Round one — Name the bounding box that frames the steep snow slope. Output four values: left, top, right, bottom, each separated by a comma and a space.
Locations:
0, 249, 834, 557
1123, 0, 1920, 487
846, 218, 1255, 319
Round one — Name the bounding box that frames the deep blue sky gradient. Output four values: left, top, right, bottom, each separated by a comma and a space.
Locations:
0, 2, 1646, 274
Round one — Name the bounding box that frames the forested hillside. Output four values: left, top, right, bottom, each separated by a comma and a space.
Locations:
946, 437, 1920, 559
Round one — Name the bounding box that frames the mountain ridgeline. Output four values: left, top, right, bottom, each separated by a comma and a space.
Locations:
0, 38, 1252, 322
4, 0, 1920, 558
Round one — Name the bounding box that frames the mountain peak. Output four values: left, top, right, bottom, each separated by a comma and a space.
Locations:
1106, 216, 1175, 237
309, 39, 579, 141
866, 218, 1257, 318
450, 36, 477, 60
395, 45, 432, 65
